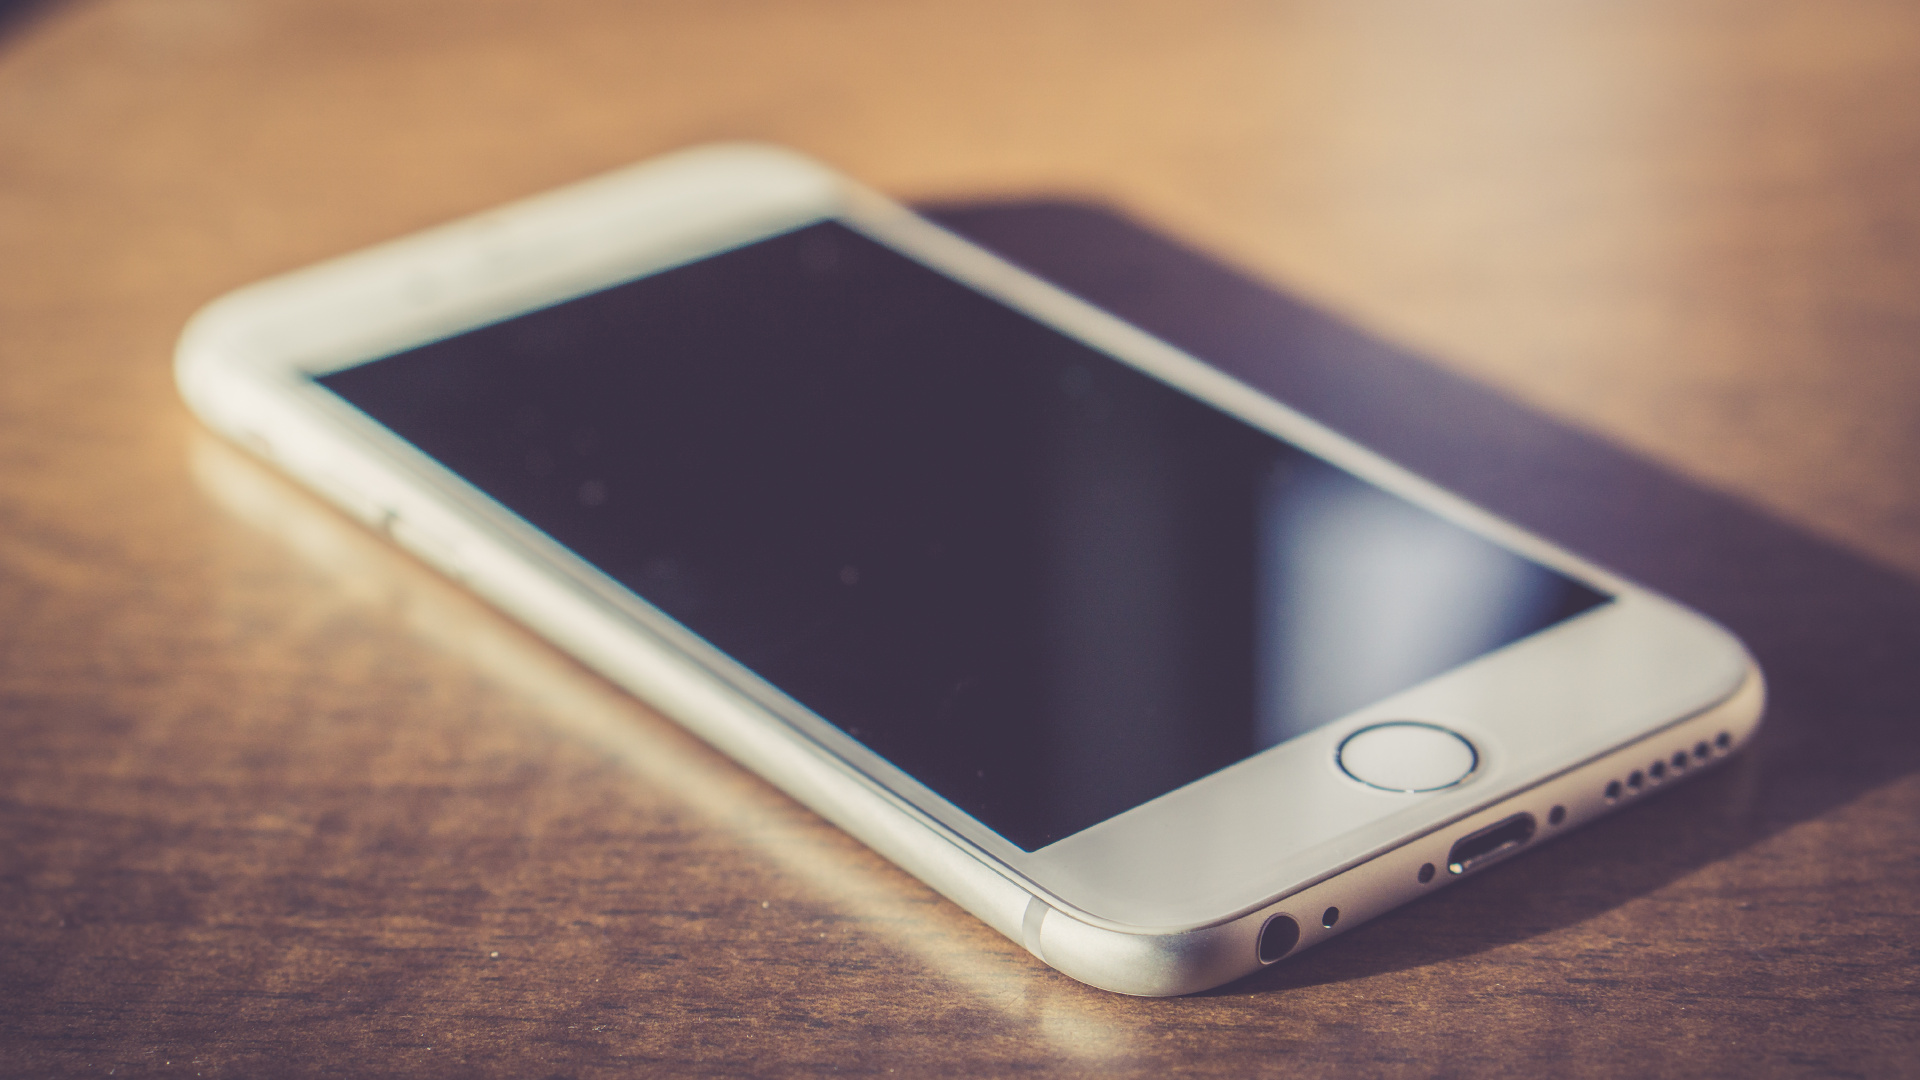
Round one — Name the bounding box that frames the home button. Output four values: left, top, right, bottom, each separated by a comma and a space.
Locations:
1337, 722, 1478, 792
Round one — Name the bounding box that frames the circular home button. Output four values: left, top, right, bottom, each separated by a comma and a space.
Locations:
1337, 722, 1478, 792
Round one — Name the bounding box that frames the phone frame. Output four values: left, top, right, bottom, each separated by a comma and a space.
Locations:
176, 144, 1764, 996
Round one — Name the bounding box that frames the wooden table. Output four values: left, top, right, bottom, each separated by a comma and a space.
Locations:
4, 1, 1916, 1075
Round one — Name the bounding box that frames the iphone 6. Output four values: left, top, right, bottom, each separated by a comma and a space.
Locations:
175, 144, 1764, 996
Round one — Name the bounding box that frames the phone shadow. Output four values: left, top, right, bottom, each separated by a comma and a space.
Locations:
926, 199, 1920, 991
0, 0, 63, 41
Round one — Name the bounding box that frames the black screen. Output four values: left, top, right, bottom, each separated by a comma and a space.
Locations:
319, 222, 1607, 850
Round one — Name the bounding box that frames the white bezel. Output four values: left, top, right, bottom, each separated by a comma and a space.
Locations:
176, 144, 1763, 995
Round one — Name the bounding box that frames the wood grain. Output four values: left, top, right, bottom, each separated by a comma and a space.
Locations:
2, 1, 1916, 1076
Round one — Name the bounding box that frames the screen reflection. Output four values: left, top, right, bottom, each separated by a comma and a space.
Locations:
1255, 461, 1606, 747
320, 221, 1607, 851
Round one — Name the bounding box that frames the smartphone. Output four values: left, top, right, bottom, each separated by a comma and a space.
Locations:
175, 144, 1764, 997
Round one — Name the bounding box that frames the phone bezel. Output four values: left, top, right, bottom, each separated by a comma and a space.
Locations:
176, 144, 1754, 934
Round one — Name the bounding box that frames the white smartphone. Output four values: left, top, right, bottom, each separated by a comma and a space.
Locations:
175, 144, 1764, 997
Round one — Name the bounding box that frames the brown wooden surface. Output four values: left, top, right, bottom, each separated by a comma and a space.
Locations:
4, 1, 1918, 1076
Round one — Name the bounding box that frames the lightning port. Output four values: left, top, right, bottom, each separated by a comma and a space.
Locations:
1447, 813, 1537, 876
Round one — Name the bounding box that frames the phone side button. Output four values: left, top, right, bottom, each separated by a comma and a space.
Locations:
1336, 722, 1479, 793
310, 472, 387, 530
388, 516, 468, 580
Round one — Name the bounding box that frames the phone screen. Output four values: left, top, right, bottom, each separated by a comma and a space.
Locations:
318, 221, 1608, 850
